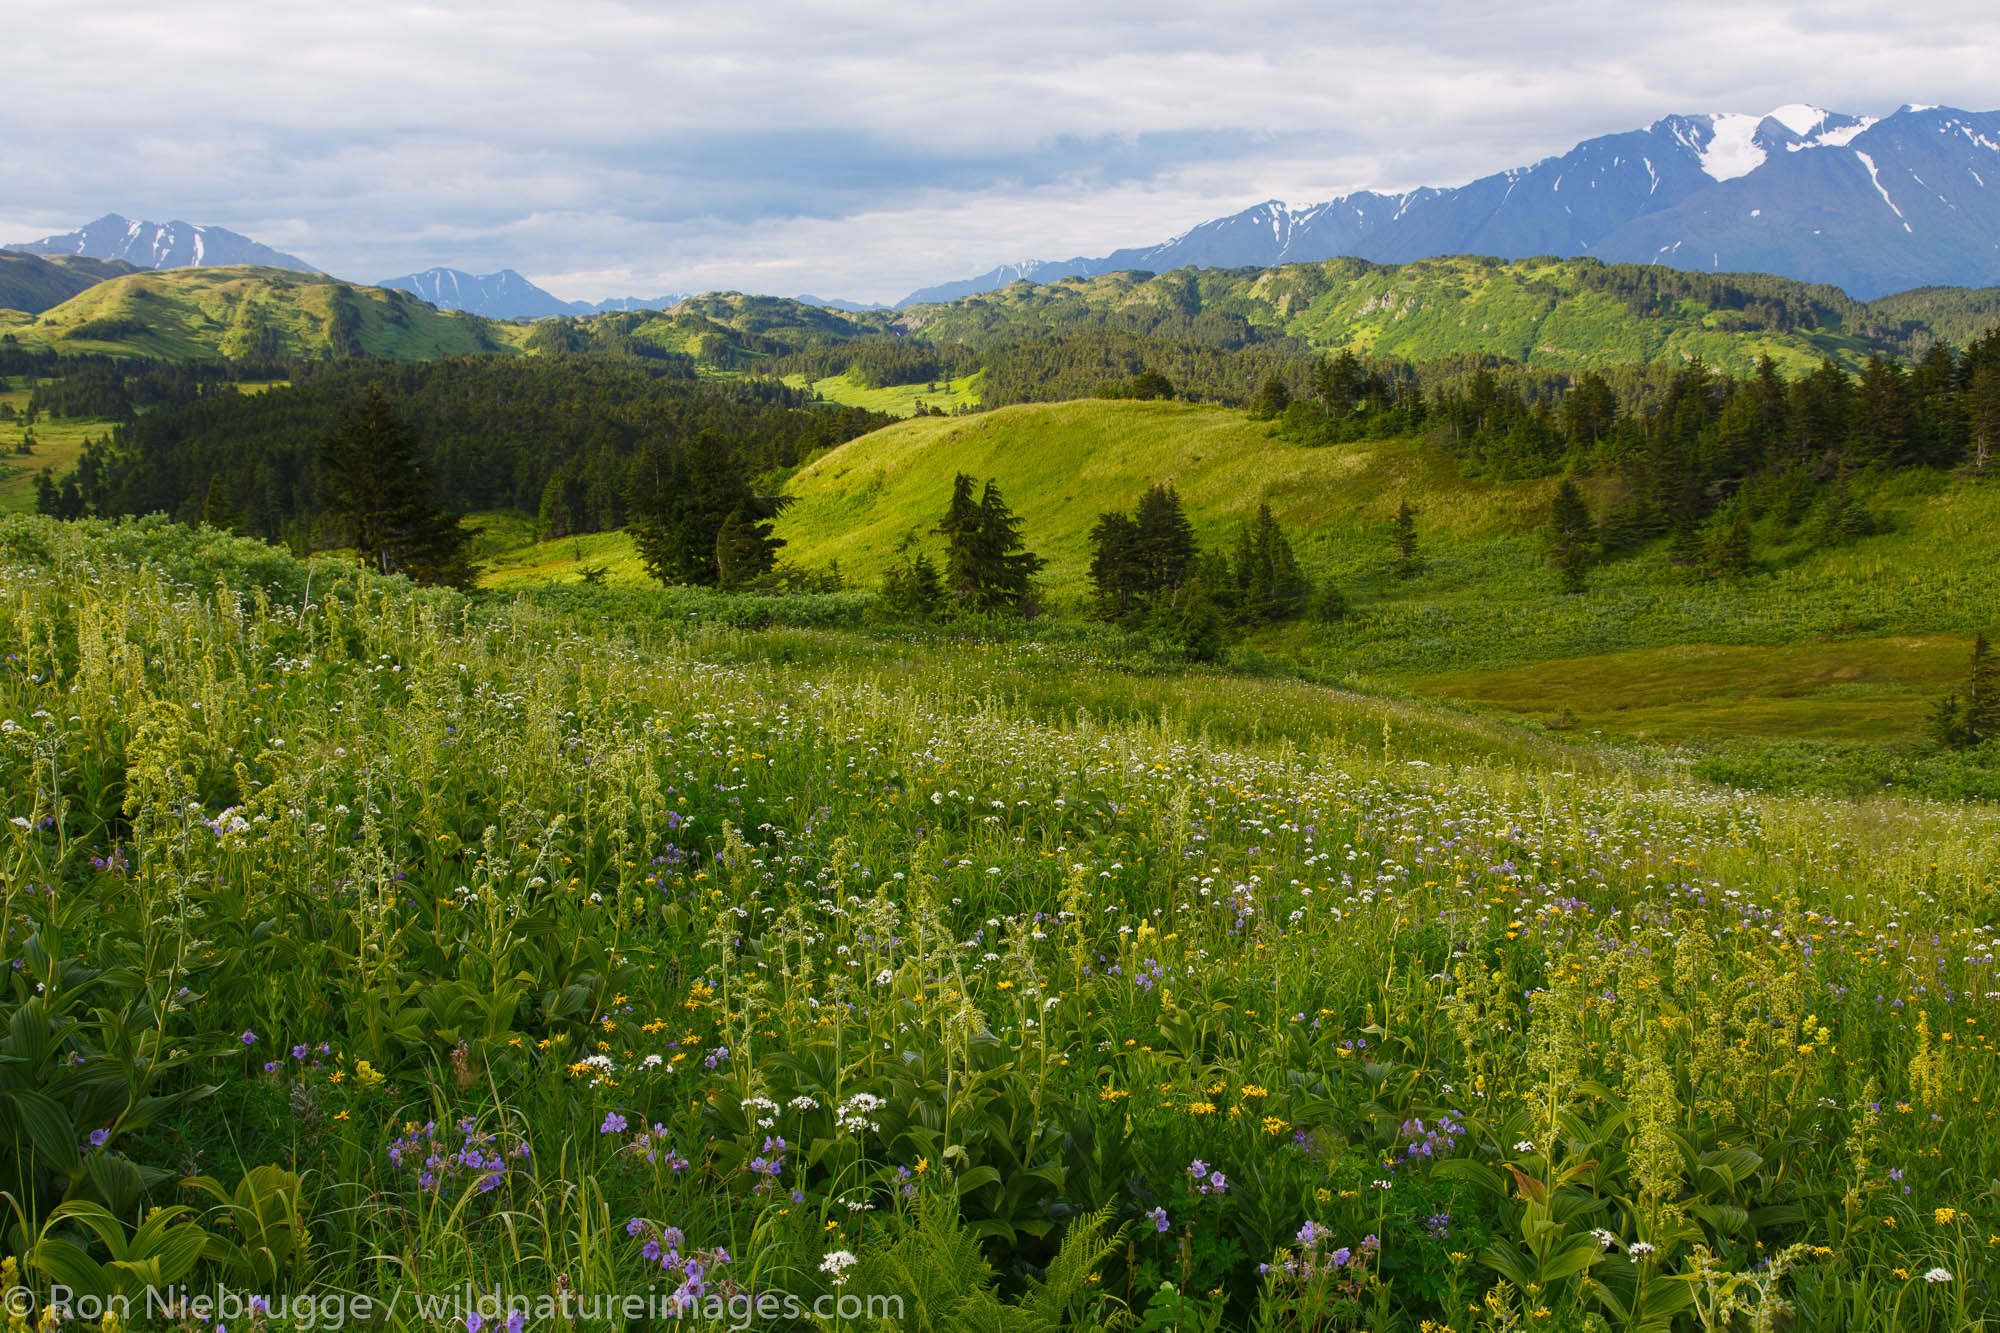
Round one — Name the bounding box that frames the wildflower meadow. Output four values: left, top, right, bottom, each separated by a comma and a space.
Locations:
2, 514, 1997, 1331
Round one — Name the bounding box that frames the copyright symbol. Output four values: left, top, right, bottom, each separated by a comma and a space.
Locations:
3, 1287, 37, 1317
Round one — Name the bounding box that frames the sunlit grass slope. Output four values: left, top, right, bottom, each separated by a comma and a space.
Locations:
773, 399, 1569, 592
780, 368, 985, 416
0, 266, 510, 360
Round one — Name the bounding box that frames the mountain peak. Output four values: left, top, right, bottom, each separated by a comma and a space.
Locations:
900, 102, 2000, 305
4, 214, 317, 272
378, 266, 691, 319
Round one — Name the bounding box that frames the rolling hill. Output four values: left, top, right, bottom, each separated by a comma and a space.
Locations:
0, 252, 141, 314
896, 254, 1998, 375
0, 266, 515, 360
795, 400, 2000, 736
8, 252, 1999, 393
472, 394, 2000, 755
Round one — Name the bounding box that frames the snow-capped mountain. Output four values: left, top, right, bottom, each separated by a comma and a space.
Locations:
378, 267, 689, 319
379, 268, 575, 319
899, 104, 2000, 305
5, 213, 316, 272
796, 294, 891, 313
581, 293, 692, 314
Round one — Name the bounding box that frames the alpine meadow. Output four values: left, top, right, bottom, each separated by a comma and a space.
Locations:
8, 11, 2000, 1331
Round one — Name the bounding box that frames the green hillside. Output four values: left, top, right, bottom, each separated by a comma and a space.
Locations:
754, 398, 2000, 750
0, 265, 515, 360
0, 379, 110, 511
772, 399, 1563, 589
0, 251, 139, 314
7, 255, 1998, 400
896, 255, 1983, 374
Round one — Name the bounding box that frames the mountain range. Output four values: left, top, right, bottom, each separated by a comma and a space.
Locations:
375, 267, 692, 319
5, 213, 317, 273
12, 103, 2000, 317
374, 268, 885, 319
900, 103, 2000, 305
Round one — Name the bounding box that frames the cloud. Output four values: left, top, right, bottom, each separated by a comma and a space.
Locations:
6, 0, 1998, 302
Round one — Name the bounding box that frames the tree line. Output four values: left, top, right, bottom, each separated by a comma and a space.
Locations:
65, 356, 890, 549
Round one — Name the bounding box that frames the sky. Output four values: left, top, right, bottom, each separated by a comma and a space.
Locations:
5, 1, 1999, 304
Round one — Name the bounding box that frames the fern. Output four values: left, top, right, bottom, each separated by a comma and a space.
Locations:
1008, 1205, 1128, 1333
851, 1195, 1008, 1333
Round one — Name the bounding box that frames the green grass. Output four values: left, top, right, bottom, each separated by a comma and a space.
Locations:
458, 396, 2000, 756
756, 397, 2000, 752
0, 384, 118, 511
1404, 635, 1970, 741
773, 398, 1568, 593
4, 513, 1998, 1331
906, 255, 1952, 373
780, 367, 984, 416
469, 513, 653, 588
3, 266, 511, 360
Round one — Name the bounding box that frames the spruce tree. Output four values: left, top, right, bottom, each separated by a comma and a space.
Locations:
1969, 631, 1999, 745
1968, 360, 1999, 474
1158, 582, 1224, 661
715, 508, 784, 589
630, 430, 785, 588
1704, 506, 1753, 579
1132, 483, 1197, 600
1235, 505, 1307, 624
971, 480, 1044, 611
934, 475, 1042, 611
1809, 471, 1871, 545
934, 473, 983, 600
319, 385, 473, 588
1544, 477, 1595, 593
881, 540, 946, 618
200, 476, 239, 533
1312, 351, 1363, 422
33, 471, 58, 518
1389, 500, 1419, 578
1249, 375, 1291, 420
1087, 510, 1143, 619
1934, 633, 1999, 749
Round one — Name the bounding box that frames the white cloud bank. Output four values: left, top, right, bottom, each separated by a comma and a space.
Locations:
4, 0, 1998, 302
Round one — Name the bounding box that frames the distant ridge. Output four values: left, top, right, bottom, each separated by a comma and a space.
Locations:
378, 267, 688, 319
900, 104, 2000, 305
6, 213, 317, 273
0, 252, 141, 314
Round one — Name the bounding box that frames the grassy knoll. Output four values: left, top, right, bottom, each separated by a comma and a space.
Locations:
756, 398, 2000, 754
0, 381, 115, 511
466, 398, 2000, 752
3, 513, 1997, 1330
781, 367, 984, 416
0, 265, 511, 360
773, 399, 1570, 593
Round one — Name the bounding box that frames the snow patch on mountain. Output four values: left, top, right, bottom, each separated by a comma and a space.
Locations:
4, 214, 316, 272
1854, 151, 1913, 230
1698, 113, 1768, 180
897, 101, 2000, 305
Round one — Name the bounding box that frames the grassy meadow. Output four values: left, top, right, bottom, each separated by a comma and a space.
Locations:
4, 513, 2000, 1332
0, 382, 105, 512
467, 399, 1998, 782
780, 370, 985, 417
0, 267, 509, 361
